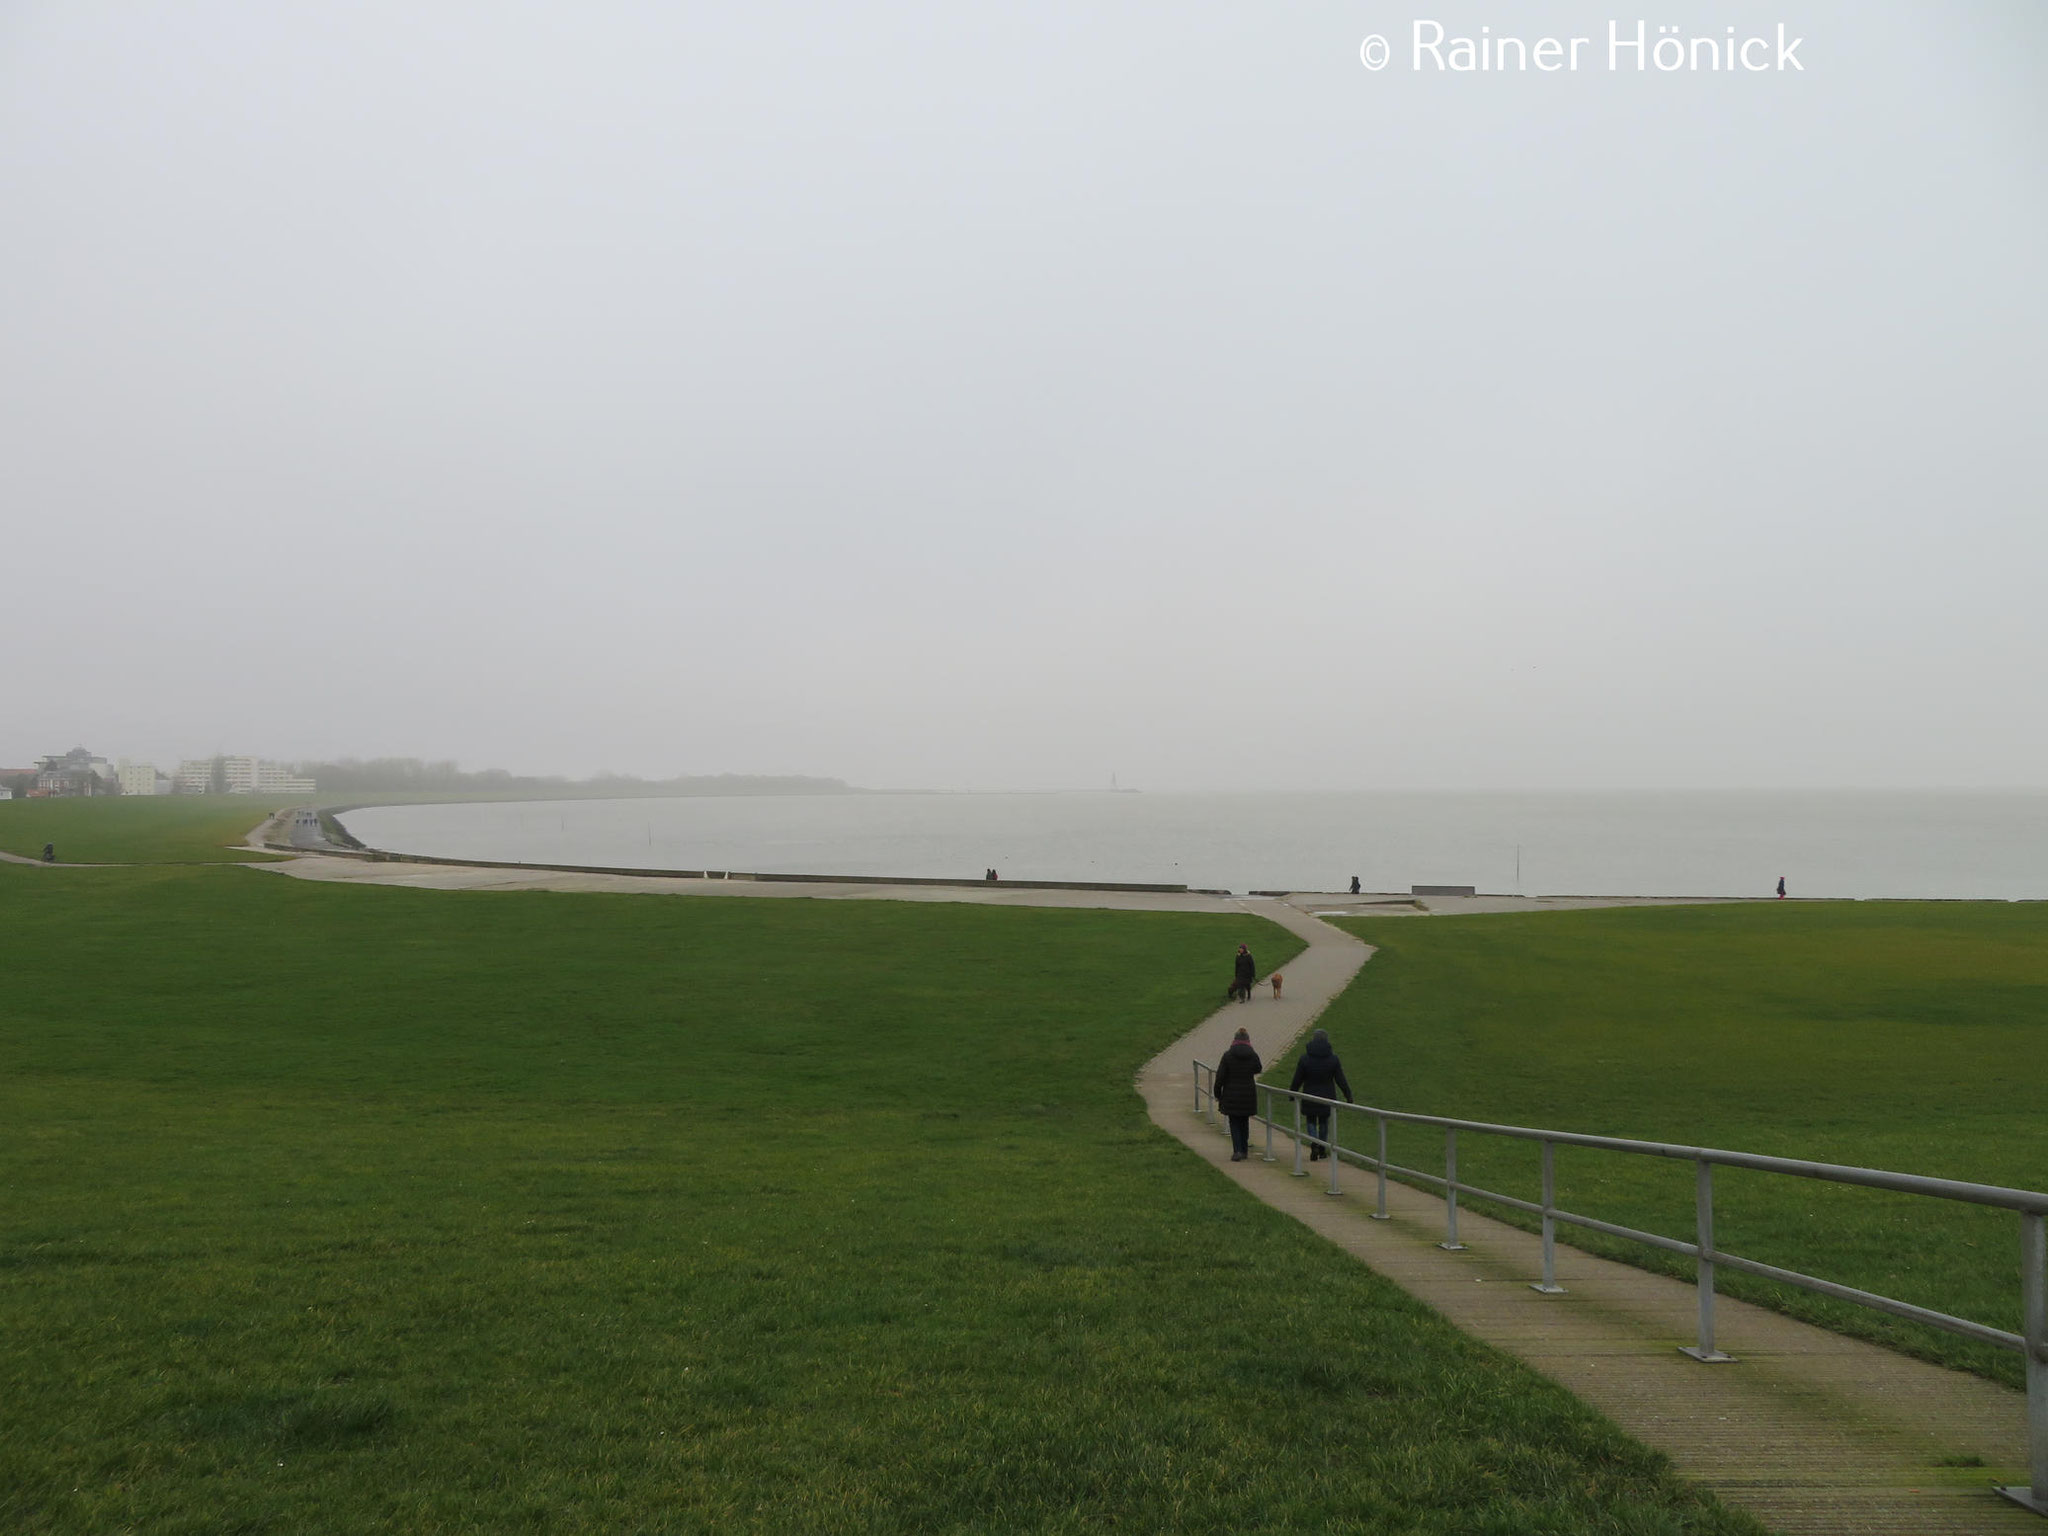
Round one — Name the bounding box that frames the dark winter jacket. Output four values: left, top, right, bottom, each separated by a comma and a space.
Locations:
1211, 1039, 1263, 1117
1233, 949, 1256, 985
1289, 1037, 1352, 1106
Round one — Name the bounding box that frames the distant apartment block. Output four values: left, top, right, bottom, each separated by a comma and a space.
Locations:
116, 759, 169, 796
172, 756, 316, 796
221, 757, 265, 794
223, 757, 316, 796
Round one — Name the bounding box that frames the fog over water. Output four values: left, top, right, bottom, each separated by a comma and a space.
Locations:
340, 790, 2048, 900
4, 3, 2044, 792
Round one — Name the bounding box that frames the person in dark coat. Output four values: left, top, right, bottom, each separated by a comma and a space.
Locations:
1232, 944, 1256, 1003
1350, 875, 1361, 895
1212, 1026, 1263, 1161
1288, 1028, 1353, 1161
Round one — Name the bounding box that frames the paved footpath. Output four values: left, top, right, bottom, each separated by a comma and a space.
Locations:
1142, 902, 2039, 1536
258, 851, 2039, 1532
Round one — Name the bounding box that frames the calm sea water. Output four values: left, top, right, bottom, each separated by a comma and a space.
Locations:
335, 791, 2048, 900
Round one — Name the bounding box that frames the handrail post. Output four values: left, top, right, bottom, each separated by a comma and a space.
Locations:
1372, 1114, 1390, 1220
1439, 1129, 1465, 1251
1998, 1210, 2048, 1514
1681, 1158, 1735, 1362
1326, 1103, 1341, 1196
1291, 1093, 1305, 1177
1192, 1059, 1202, 1116
1260, 1084, 1274, 1161
1531, 1137, 1565, 1294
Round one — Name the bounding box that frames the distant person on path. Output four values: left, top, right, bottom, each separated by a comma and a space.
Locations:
1289, 1028, 1353, 1162
1212, 1026, 1263, 1162
1350, 875, 1361, 895
1776, 876, 1786, 899
1232, 944, 1256, 1003
40, 843, 55, 863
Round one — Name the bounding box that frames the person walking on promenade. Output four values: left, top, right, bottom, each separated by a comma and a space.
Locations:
1289, 1028, 1353, 1162
1232, 943, 1256, 1003
1213, 1026, 1263, 1161
1776, 875, 1787, 899
1350, 875, 1361, 895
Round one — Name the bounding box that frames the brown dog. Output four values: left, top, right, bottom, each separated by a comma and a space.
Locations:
1270, 973, 1284, 1000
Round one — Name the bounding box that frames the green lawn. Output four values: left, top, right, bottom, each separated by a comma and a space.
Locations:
0, 866, 1759, 1535
0, 796, 289, 864
1286, 904, 2048, 1388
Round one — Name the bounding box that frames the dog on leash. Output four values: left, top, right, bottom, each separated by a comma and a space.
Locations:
1270, 973, 1283, 1000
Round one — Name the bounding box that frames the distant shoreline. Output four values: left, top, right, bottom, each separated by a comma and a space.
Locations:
322, 790, 2048, 904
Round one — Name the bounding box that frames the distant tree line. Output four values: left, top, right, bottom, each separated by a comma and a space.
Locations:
291, 758, 852, 799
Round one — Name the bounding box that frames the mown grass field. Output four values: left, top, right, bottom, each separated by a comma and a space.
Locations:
0, 864, 1760, 1535
1287, 903, 2048, 1388
0, 795, 288, 863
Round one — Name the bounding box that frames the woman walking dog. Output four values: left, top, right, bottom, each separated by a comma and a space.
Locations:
1231, 943, 1256, 1003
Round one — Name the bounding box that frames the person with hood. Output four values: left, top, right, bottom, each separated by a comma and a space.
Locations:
1212, 1026, 1263, 1161
1231, 943, 1256, 1003
1288, 1028, 1353, 1162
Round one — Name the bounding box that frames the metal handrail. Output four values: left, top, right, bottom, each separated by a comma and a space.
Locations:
1190, 1057, 2048, 1515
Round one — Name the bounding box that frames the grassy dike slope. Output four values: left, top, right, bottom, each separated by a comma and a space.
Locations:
1296, 903, 2048, 1388
0, 867, 1758, 1535
0, 796, 289, 863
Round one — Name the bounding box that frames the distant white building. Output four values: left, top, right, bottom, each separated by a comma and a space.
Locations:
116, 759, 161, 797
221, 756, 317, 796
172, 756, 316, 796
0, 785, 12, 800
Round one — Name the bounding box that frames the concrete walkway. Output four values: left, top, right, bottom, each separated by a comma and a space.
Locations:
252, 849, 1252, 912
251, 849, 1748, 918
1140, 907, 2039, 1536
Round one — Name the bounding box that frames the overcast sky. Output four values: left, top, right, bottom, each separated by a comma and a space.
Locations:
4, 1, 2042, 791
